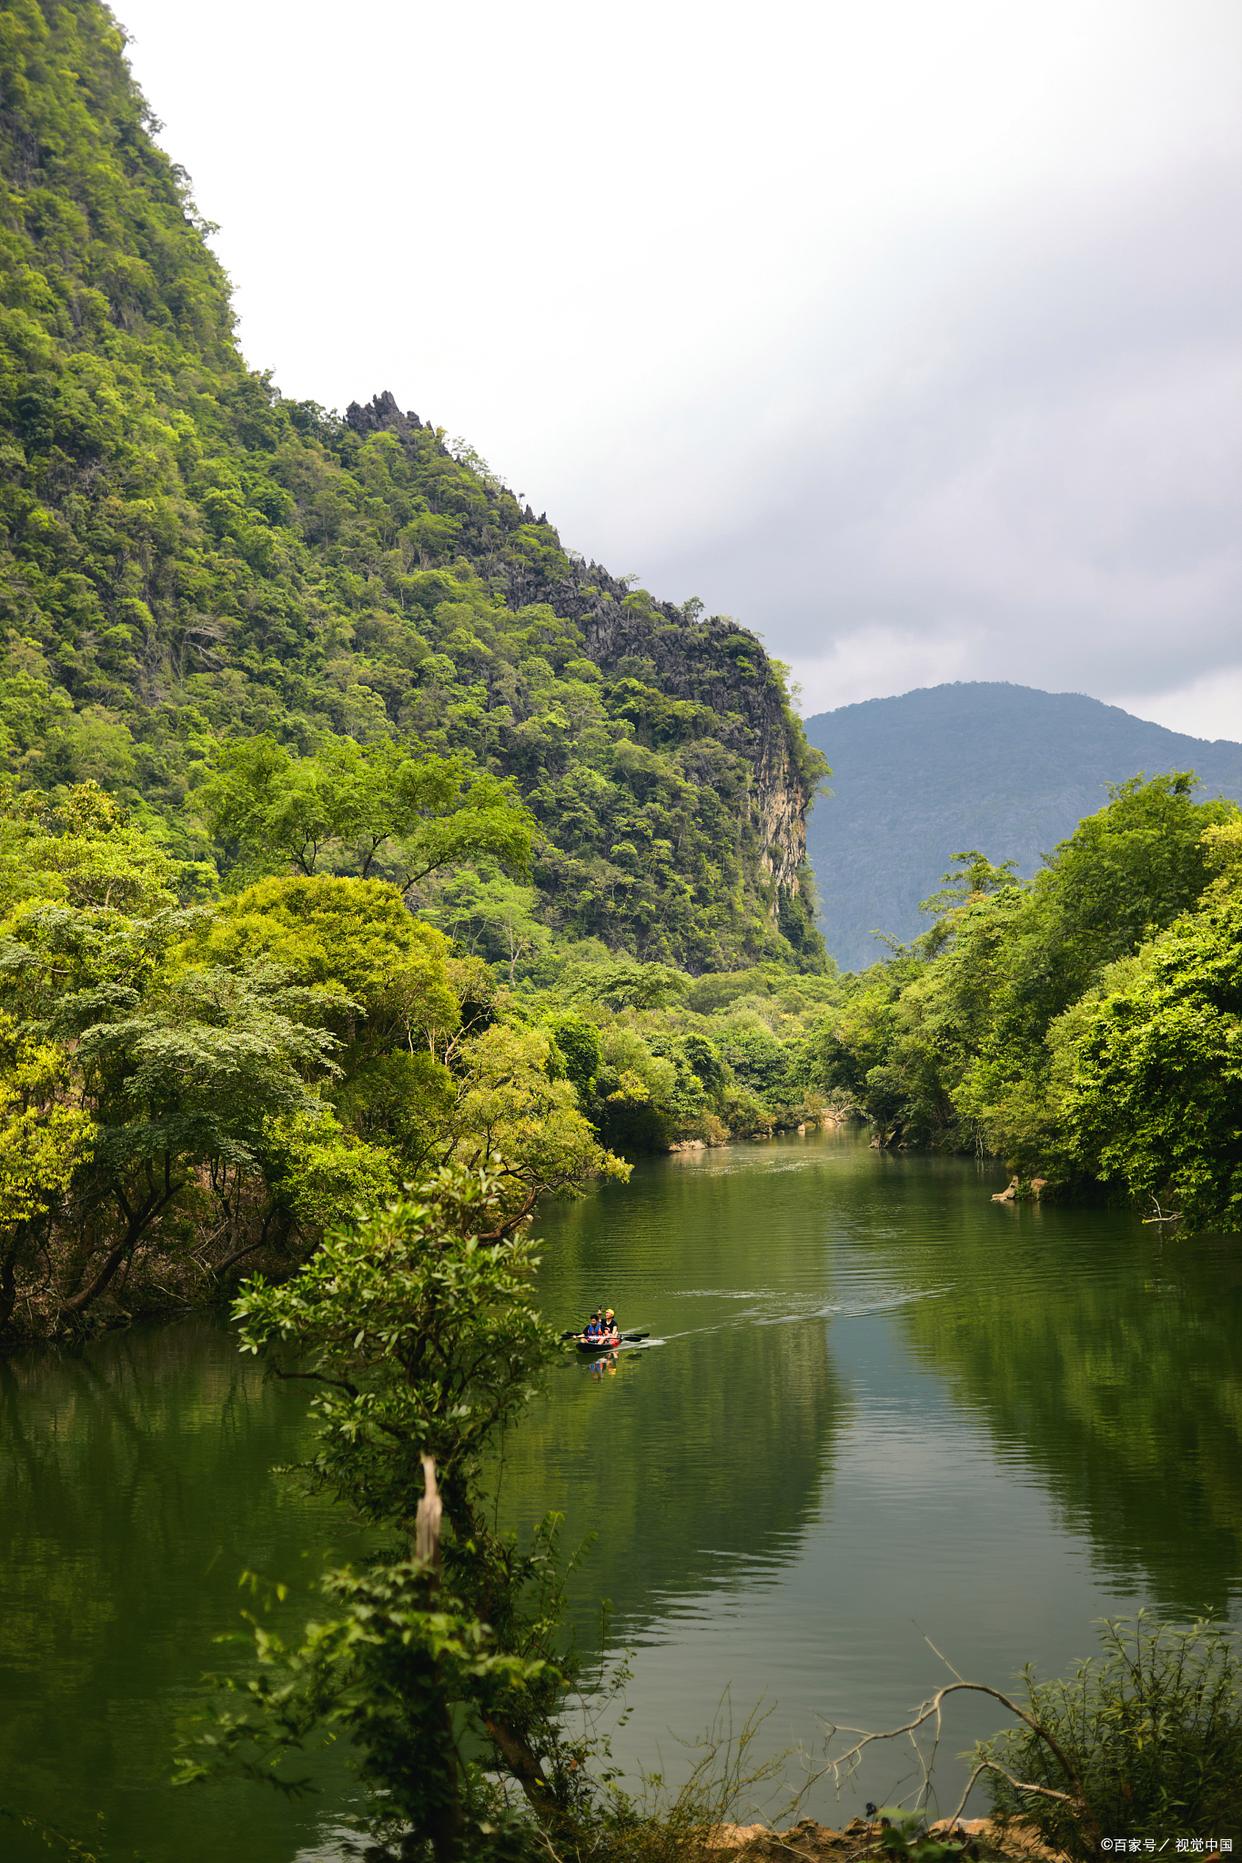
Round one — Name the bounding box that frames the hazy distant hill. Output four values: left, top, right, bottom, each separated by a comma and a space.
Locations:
804, 683, 1242, 970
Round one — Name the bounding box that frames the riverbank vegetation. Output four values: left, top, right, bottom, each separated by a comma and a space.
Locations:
5, 762, 1240, 1336
0, 775, 835, 1338
806, 775, 1242, 1232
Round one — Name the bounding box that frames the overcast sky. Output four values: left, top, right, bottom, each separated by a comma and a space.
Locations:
116, 1, 1242, 739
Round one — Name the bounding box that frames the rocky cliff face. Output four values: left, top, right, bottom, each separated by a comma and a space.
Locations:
340, 398, 830, 968
527, 558, 822, 958
343, 394, 826, 967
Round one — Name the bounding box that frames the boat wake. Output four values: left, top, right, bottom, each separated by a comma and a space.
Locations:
656, 1283, 951, 1342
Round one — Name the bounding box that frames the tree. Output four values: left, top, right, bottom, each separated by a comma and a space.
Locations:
0, 1014, 95, 1329
58, 960, 338, 1319
0, 780, 187, 917
424, 869, 551, 982
1055, 883, 1242, 1231
449, 1024, 628, 1223
978, 1617, 1242, 1855
181, 1165, 583, 1862
194, 734, 534, 897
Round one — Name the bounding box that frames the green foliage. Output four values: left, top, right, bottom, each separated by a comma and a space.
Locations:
810, 777, 1242, 1227
978, 1616, 1242, 1857
525, 953, 833, 1157
184, 1166, 576, 1860
194, 733, 533, 895
1052, 831, 1242, 1228
0, 794, 624, 1337
0, 0, 823, 973
231, 1166, 552, 1525
871, 1809, 968, 1863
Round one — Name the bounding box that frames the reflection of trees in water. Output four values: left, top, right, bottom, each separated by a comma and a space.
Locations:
882, 1208, 1242, 1614
501, 1319, 846, 1649
498, 1139, 858, 1654
0, 1319, 351, 1862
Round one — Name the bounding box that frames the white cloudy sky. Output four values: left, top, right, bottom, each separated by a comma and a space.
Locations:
116, 1, 1242, 738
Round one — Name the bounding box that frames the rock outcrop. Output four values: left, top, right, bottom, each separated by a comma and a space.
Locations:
541, 558, 822, 955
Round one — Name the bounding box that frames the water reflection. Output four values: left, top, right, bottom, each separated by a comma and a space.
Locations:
502, 1141, 852, 1654
0, 1324, 361, 1863
874, 1194, 1242, 1613
2, 1129, 1240, 1857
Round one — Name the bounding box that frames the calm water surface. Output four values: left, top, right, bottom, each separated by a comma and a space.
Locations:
3, 1127, 1241, 1858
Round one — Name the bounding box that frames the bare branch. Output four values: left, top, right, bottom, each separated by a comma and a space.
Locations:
815, 1678, 1088, 1826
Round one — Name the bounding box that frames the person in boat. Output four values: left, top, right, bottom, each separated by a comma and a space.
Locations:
603, 1307, 618, 1339
583, 1310, 602, 1340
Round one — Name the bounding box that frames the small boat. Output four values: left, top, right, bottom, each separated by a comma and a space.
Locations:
560, 1326, 649, 1353
575, 1332, 621, 1353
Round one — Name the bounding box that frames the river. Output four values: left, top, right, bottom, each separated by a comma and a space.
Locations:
2, 1126, 1240, 1858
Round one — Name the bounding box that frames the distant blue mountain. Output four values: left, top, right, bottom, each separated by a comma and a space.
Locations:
803, 682, 1242, 972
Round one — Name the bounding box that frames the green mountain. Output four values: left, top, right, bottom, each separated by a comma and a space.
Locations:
803, 682, 1242, 970
0, 0, 823, 973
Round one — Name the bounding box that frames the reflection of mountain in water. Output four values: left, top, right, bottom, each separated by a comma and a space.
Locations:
0, 1320, 359, 1863
880, 1210, 1242, 1614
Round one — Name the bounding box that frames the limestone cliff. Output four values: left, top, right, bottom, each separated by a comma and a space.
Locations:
345, 396, 826, 968
540, 559, 823, 957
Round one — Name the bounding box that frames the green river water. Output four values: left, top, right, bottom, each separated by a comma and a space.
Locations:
2, 1126, 1240, 1859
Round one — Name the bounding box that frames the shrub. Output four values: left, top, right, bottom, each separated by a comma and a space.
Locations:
978, 1615, 1242, 1857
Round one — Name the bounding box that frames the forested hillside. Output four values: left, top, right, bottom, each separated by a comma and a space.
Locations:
804, 683, 1242, 969
0, 0, 824, 974
3, 0, 1240, 1352
0, 0, 842, 1339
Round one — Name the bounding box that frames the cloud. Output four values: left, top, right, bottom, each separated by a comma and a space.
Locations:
115, 0, 1242, 738
1112, 667, 1242, 744
788, 629, 980, 716
638, 170, 1242, 723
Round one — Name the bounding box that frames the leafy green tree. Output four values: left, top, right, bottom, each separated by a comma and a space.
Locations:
814, 778, 1242, 1202
1054, 878, 1242, 1230
0, 779, 187, 916
0, 1013, 94, 1329
449, 1024, 628, 1221
182, 1165, 581, 1862
425, 869, 552, 981
56, 959, 337, 1320
195, 735, 533, 896
978, 1617, 1242, 1856
201, 873, 461, 1056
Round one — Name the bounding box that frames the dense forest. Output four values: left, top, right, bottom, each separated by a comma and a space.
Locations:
1, 0, 1241, 1348
0, 0, 837, 1336
804, 682, 1242, 970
